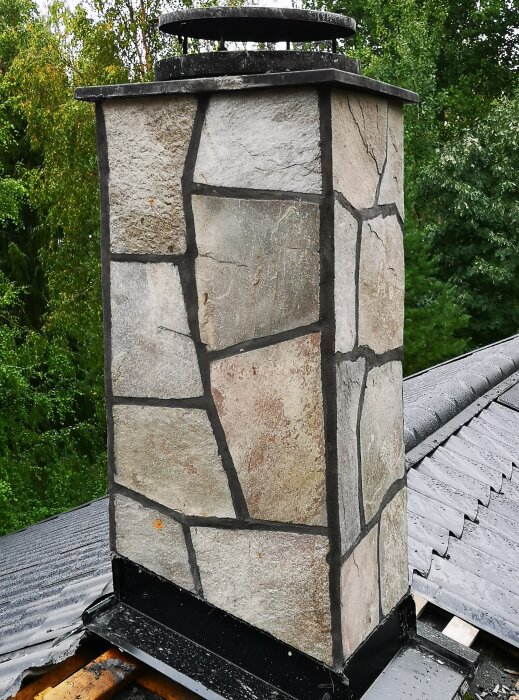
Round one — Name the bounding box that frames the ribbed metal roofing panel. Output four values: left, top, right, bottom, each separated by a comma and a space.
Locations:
0, 499, 110, 698
407, 334, 519, 651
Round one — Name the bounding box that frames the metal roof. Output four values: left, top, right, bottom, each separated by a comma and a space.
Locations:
0, 498, 111, 698
3, 335, 519, 696
405, 334, 519, 648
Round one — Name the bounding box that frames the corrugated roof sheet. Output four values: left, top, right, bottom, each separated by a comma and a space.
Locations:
0, 498, 111, 698
406, 334, 519, 649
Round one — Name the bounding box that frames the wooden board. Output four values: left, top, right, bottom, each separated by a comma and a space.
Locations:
12, 649, 95, 700
442, 616, 479, 648
138, 670, 201, 700
412, 592, 429, 619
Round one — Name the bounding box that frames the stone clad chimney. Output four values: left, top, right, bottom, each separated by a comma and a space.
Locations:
77, 9, 419, 698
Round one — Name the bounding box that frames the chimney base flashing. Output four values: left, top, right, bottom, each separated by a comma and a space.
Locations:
75, 68, 419, 104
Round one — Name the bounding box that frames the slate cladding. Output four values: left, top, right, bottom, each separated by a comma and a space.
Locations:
405, 334, 519, 646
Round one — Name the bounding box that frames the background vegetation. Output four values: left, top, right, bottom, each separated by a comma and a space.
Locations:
0, 0, 517, 534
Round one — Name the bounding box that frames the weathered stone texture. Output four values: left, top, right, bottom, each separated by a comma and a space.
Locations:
378, 104, 404, 217
337, 358, 365, 554
114, 493, 194, 590
194, 196, 320, 351
110, 262, 203, 398
334, 202, 358, 353
191, 527, 332, 665
341, 526, 380, 657
360, 362, 405, 522
104, 96, 197, 255
379, 487, 409, 614
211, 334, 326, 525
194, 89, 321, 193
332, 91, 387, 210
113, 405, 234, 517
358, 215, 404, 354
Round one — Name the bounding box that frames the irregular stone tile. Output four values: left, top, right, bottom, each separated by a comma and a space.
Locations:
358, 215, 404, 354
194, 89, 321, 193
337, 358, 365, 553
194, 196, 320, 351
379, 487, 409, 614
113, 405, 234, 518
341, 525, 380, 658
191, 527, 332, 665
361, 362, 405, 522
335, 202, 358, 353
378, 104, 404, 218
114, 493, 194, 590
332, 91, 387, 210
110, 261, 203, 399
104, 96, 197, 255
211, 334, 326, 525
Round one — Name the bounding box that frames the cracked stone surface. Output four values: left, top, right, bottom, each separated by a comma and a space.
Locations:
332, 91, 387, 210
194, 195, 320, 350
335, 201, 358, 353
361, 362, 405, 522
378, 104, 404, 218
110, 261, 203, 398
211, 334, 326, 525
379, 487, 408, 614
194, 89, 321, 193
358, 214, 404, 354
191, 527, 332, 665
337, 357, 365, 554
113, 405, 234, 517
114, 493, 194, 590
104, 96, 197, 255
341, 525, 380, 658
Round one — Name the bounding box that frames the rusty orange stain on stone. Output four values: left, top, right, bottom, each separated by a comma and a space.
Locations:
153, 518, 164, 530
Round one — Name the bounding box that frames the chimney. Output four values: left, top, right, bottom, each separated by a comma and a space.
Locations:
77, 9, 419, 698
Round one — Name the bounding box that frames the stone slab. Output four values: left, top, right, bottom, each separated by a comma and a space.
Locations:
194, 89, 321, 193
113, 405, 234, 517
104, 96, 197, 255
341, 525, 380, 657
358, 214, 404, 354
114, 493, 194, 590
379, 487, 409, 615
194, 195, 320, 350
211, 333, 326, 525
110, 262, 203, 398
337, 357, 365, 553
334, 201, 358, 353
361, 362, 405, 522
191, 527, 332, 665
378, 103, 404, 218
332, 91, 387, 211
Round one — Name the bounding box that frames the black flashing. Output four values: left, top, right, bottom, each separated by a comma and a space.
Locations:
75, 69, 419, 104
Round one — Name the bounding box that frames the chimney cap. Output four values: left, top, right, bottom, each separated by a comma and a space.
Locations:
158, 6, 356, 43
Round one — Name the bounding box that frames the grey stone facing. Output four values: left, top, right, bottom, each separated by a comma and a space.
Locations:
110, 262, 203, 398
358, 215, 404, 354
378, 104, 404, 217
112, 405, 235, 517
334, 201, 358, 353
361, 362, 405, 522
104, 96, 197, 255
114, 493, 194, 590
191, 527, 332, 666
332, 91, 387, 210
193, 89, 321, 193
210, 334, 327, 525
194, 196, 320, 351
337, 357, 365, 554
379, 487, 409, 614
341, 525, 380, 657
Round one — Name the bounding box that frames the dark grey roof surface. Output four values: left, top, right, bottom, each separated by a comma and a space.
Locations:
0, 498, 111, 698
406, 334, 519, 648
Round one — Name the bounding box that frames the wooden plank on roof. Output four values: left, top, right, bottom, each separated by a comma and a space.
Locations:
138, 670, 201, 699
12, 649, 95, 700
35, 649, 140, 700
442, 616, 479, 647
412, 592, 428, 619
